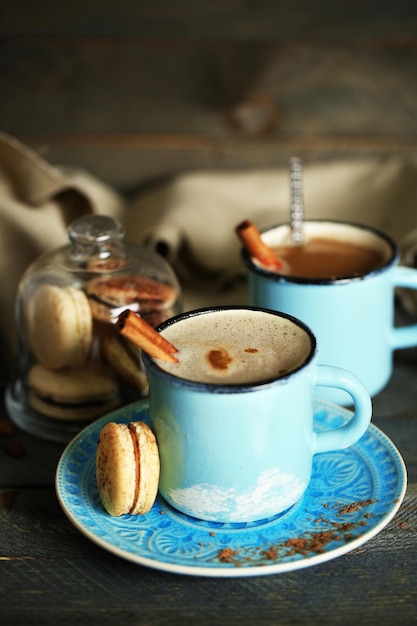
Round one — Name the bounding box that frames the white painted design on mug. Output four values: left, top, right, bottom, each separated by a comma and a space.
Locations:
166, 467, 307, 522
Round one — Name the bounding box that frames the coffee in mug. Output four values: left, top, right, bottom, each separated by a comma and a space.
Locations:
270, 236, 386, 279
142, 306, 372, 523
241, 220, 417, 404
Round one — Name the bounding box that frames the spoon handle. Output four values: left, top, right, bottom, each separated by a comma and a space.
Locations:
289, 157, 305, 245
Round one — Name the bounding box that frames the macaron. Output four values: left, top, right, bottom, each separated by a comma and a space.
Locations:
27, 284, 93, 370
96, 420, 160, 516
28, 363, 120, 421
86, 275, 177, 324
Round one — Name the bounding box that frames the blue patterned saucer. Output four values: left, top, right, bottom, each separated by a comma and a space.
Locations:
55, 399, 406, 577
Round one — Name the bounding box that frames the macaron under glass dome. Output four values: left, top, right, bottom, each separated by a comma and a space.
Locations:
6, 215, 181, 442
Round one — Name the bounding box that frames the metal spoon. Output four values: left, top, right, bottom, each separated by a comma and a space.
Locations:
289, 157, 305, 245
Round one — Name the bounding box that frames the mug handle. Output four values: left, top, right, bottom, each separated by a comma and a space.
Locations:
313, 365, 372, 454
390, 265, 417, 349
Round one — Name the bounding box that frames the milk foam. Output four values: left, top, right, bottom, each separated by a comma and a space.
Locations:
155, 309, 312, 384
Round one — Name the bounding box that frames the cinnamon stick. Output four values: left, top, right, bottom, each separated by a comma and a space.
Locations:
116, 309, 178, 363
235, 219, 284, 271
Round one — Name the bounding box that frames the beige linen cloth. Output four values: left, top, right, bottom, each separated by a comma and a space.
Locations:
125, 156, 417, 310
0, 132, 124, 371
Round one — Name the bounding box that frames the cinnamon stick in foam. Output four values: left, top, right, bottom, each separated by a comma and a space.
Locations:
116, 309, 178, 363
235, 219, 284, 271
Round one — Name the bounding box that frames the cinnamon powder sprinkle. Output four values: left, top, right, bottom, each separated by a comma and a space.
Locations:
283, 531, 338, 555
215, 498, 379, 565
218, 548, 239, 563
262, 546, 278, 560
207, 348, 232, 370
337, 499, 376, 515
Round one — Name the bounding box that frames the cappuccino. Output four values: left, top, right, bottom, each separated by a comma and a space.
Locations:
154, 308, 313, 385
144, 305, 372, 522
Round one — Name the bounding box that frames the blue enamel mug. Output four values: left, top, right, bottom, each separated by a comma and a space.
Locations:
142, 306, 371, 523
242, 220, 417, 406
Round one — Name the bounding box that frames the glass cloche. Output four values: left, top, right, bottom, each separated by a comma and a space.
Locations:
6, 215, 181, 442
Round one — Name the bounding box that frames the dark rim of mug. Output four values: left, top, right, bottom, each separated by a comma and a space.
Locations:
241, 219, 398, 285
142, 306, 317, 393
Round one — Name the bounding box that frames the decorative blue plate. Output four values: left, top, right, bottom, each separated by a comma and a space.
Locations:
56, 399, 407, 578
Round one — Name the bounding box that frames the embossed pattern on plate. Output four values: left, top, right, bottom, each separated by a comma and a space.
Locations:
55, 400, 407, 577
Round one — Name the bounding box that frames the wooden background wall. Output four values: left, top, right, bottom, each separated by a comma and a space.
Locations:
2, 0, 417, 192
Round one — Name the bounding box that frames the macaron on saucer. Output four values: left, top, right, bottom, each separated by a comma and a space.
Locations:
96, 420, 160, 516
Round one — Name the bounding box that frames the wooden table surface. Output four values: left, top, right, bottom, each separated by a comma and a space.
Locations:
1, 350, 416, 626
